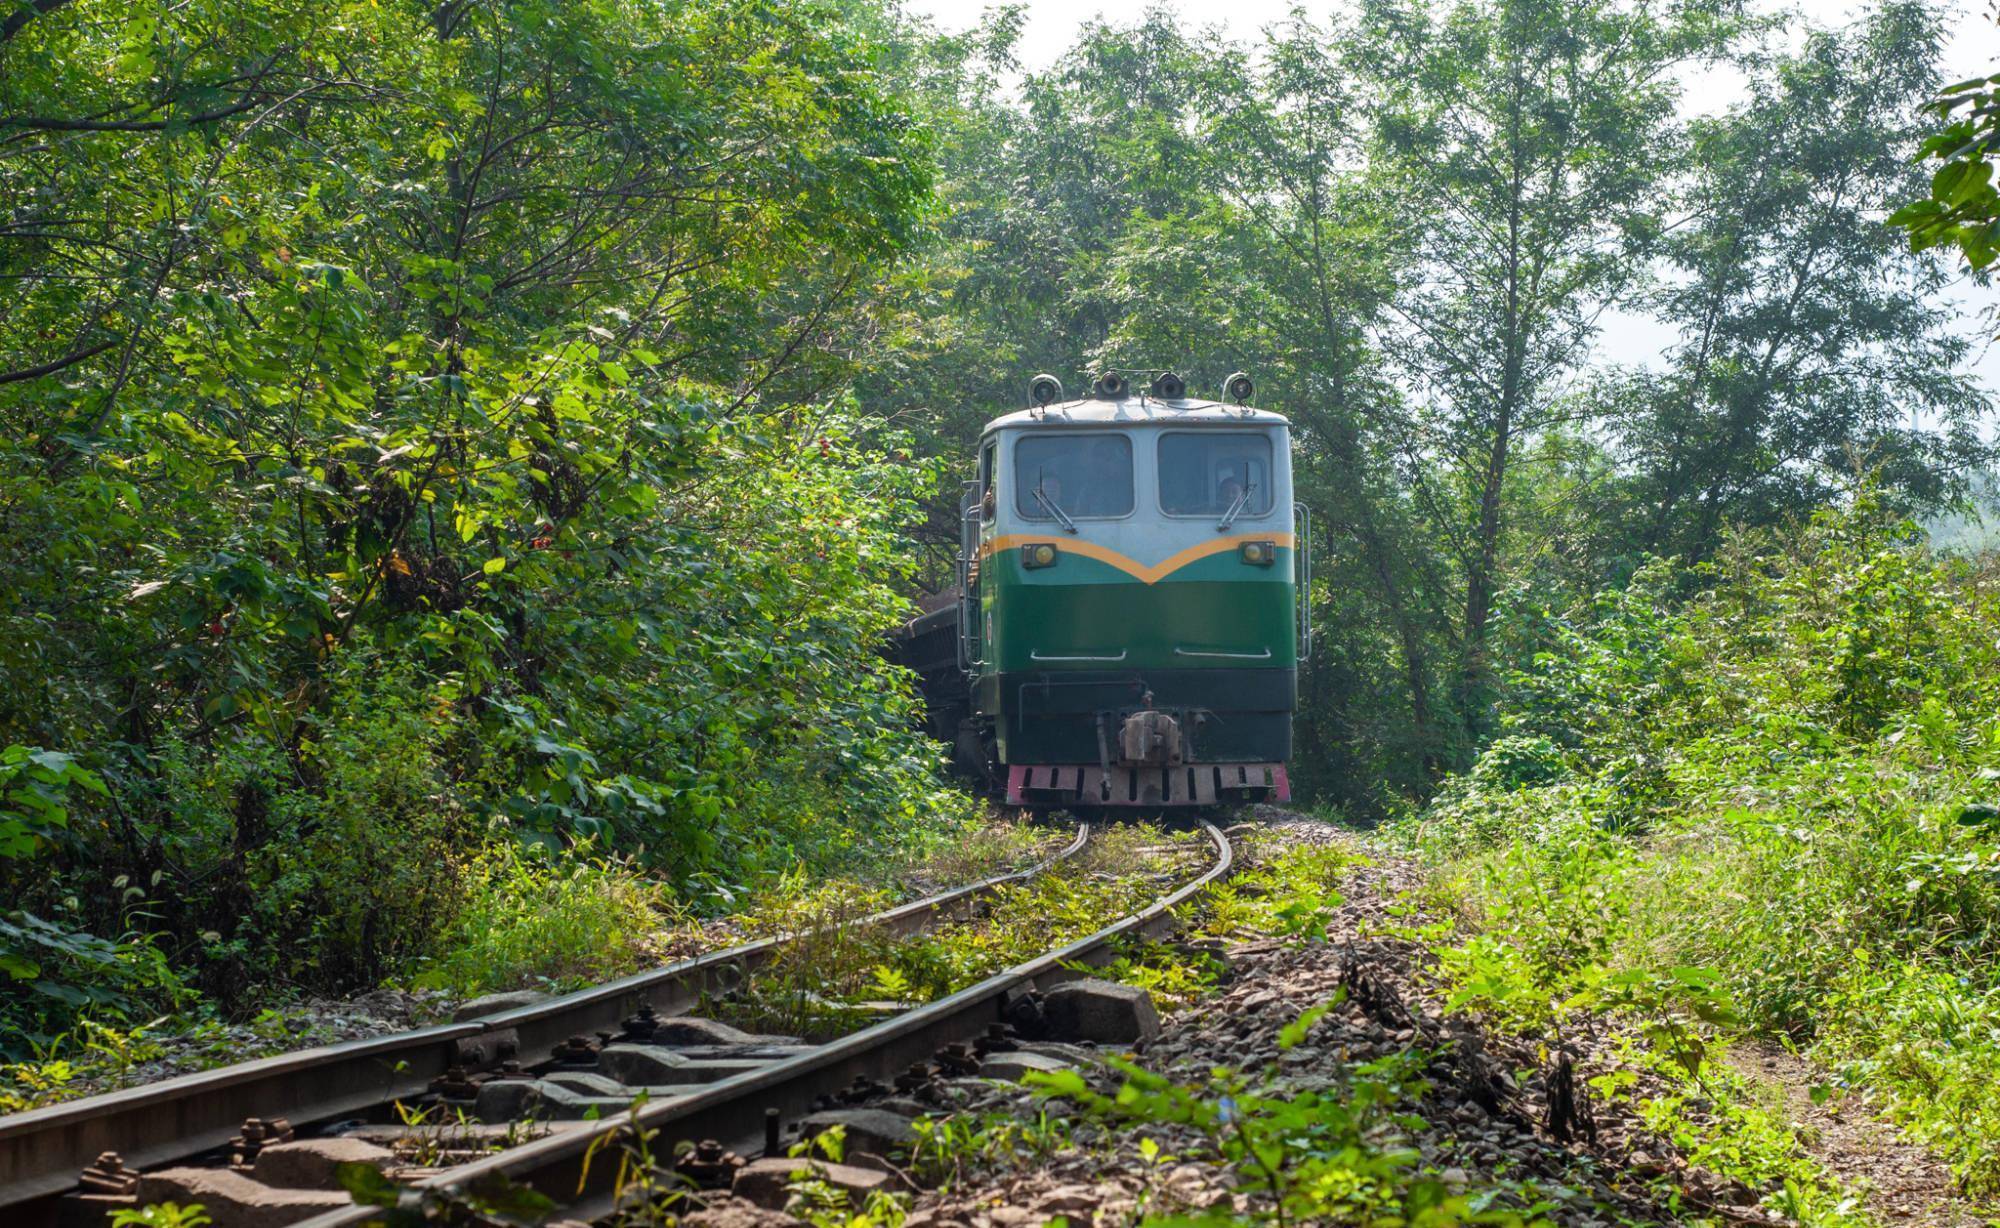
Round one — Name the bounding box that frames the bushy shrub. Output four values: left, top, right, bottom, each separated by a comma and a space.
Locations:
3, 406, 969, 1046
250, 656, 471, 991
1401, 501, 2000, 1193
0, 747, 192, 1056
413, 841, 684, 997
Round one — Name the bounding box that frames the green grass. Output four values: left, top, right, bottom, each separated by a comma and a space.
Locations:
1391, 504, 2000, 1205
0, 812, 1055, 1111
715, 823, 1209, 1038
411, 840, 690, 997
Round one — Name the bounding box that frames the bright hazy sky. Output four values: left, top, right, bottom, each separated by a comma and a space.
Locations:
902, 0, 2000, 399
907, 0, 2000, 83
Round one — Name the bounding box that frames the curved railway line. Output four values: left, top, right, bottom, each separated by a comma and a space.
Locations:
4, 821, 1239, 1227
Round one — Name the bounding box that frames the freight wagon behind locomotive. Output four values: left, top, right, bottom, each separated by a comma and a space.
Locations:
897, 371, 1311, 809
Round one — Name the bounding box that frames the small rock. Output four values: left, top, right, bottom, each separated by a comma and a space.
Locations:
979, 1050, 1073, 1081
1040, 979, 1161, 1045
680, 1199, 803, 1228
1031, 1185, 1099, 1215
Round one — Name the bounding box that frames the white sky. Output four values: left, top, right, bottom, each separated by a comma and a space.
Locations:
903, 0, 2000, 402
908, 0, 2000, 82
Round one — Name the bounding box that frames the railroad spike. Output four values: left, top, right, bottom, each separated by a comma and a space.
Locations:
894, 1061, 935, 1093
551, 1035, 599, 1067
840, 1073, 889, 1104
78, 1151, 139, 1196
674, 1137, 746, 1188
620, 1001, 662, 1041
230, 1116, 294, 1168
974, 1022, 1017, 1056
936, 1042, 980, 1076
429, 1064, 481, 1101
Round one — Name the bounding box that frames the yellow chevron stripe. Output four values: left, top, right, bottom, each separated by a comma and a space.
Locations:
980, 532, 1295, 585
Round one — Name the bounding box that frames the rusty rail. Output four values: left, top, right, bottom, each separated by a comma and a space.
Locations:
295, 821, 1233, 1228
0, 824, 1090, 1217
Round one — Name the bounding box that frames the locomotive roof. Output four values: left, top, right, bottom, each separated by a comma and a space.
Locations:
982, 397, 1289, 434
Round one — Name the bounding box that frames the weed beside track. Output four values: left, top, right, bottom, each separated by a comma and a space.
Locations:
715, 824, 1206, 1039
863, 814, 1980, 1228
0, 815, 1059, 1115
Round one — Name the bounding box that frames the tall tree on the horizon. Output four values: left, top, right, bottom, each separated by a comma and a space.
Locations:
1349, 0, 1737, 737
1619, 0, 1990, 558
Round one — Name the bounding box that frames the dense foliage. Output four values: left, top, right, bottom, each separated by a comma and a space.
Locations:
0, 0, 952, 1052
1399, 502, 2000, 1195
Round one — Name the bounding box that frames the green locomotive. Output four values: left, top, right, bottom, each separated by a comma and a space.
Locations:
899, 371, 1309, 808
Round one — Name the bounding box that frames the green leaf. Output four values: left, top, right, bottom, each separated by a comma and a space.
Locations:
1278, 1000, 1337, 1050
335, 1162, 400, 1207
0, 953, 40, 980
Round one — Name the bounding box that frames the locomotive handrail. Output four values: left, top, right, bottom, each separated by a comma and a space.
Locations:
956, 481, 981, 673
1294, 500, 1313, 661
1030, 649, 1127, 662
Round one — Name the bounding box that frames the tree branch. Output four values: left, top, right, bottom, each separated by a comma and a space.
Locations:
0, 0, 69, 46
4, 94, 265, 133
0, 334, 116, 385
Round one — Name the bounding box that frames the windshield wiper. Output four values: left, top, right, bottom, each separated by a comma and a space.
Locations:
1034, 482, 1079, 534
1217, 484, 1254, 532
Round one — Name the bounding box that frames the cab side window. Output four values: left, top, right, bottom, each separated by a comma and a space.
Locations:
1015, 434, 1133, 519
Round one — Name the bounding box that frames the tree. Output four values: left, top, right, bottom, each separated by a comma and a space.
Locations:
1625, 0, 1988, 560
1194, 13, 1454, 781
1349, 0, 1734, 734
0, 0, 945, 1011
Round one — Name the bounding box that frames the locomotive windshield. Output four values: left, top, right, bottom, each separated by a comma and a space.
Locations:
1158, 431, 1274, 516
1015, 433, 1133, 519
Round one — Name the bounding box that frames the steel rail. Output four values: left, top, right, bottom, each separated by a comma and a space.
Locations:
296, 821, 1234, 1228
0, 825, 1090, 1217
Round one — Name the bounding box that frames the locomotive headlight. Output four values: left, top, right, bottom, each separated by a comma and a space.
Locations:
1022, 542, 1060, 569
1239, 540, 1276, 567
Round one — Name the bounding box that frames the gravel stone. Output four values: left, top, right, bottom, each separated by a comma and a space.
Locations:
978, 1050, 1073, 1081
1039, 978, 1160, 1045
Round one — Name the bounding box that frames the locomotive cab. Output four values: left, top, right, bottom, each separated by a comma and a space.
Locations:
949, 373, 1310, 808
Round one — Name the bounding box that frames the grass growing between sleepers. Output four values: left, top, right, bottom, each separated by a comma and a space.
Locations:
714, 823, 1209, 1039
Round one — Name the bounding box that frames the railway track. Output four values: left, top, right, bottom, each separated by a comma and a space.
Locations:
294, 821, 1233, 1228
2, 824, 1105, 1226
